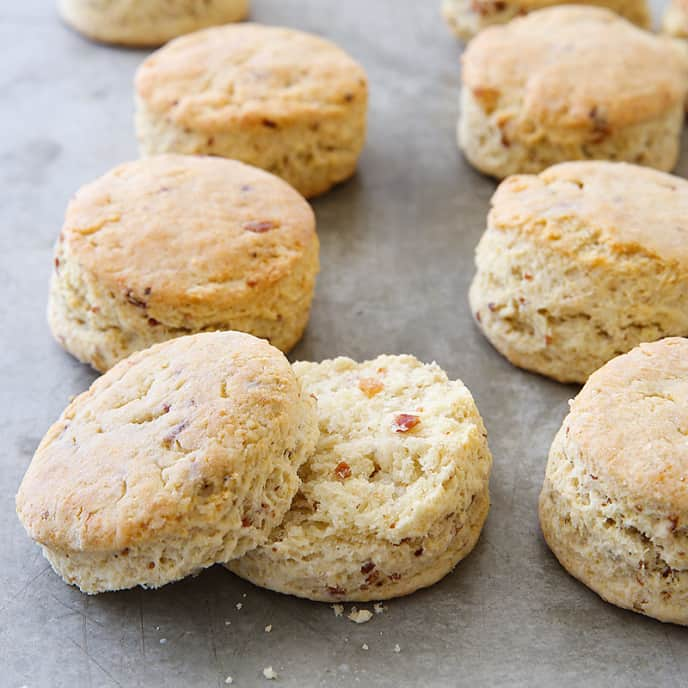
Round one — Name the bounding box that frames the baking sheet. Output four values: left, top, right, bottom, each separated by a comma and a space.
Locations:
2, 1, 686, 686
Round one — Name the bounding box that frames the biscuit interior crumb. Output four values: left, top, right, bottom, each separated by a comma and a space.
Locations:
348, 607, 374, 624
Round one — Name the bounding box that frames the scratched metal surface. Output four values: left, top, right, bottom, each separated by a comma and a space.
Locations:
1, 1, 686, 686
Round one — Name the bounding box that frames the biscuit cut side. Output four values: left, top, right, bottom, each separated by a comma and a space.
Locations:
229, 355, 492, 601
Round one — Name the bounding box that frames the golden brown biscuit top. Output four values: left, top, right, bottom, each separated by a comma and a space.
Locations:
565, 338, 688, 519
490, 161, 688, 266
58, 155, 317, 309
135, 24, 368, 131
463, 6, 687, 132
16, 332, 308, 552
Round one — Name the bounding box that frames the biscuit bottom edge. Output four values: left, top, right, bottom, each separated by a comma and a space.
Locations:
539, 478, 688, 626
227, 487, 490, 603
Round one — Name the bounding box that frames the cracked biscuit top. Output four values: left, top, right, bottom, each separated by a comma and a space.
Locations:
462, 6, 687, 138
135, 23, 368, 132
16, 331, 316, 553
562, 337, 688, 522
55, 155, 317, 315
489, 161, 688, 267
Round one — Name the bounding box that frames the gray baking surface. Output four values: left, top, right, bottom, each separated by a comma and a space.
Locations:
1, 1, 686, 686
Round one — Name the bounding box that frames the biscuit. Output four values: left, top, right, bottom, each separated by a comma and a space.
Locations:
469, 161, 688, 384
58, 0, 249, 47
459, 7, 687, 179
665, 0, 688, 37
229, 355, 492, 602
135, 24, 368, 199
539, 338, 688, 625
49, 154, 319, 373
442, 0, 650, 40
15, 331, 319, 594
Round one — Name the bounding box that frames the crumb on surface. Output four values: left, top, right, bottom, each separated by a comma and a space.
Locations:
236, 603, 243, 610
225, 677, 233, 684
348, 607, 373, 624
332, 604, 344, 617
265, 624, 272, 633
263, 666, 278, 680
394, 644, 401, 653
361, 643, 369, 650
373, 603, 385, 615
159, 638, 167, 644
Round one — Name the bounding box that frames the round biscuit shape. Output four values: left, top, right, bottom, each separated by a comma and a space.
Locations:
15, 331, 319, 594
539, 338, 688, 625
459, 6, 688, 178
229, 355, 493, 602
469, 161, 688, 383
49, 154, 319, 372
134, 24, 368, 198
58, 0, 249, 47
